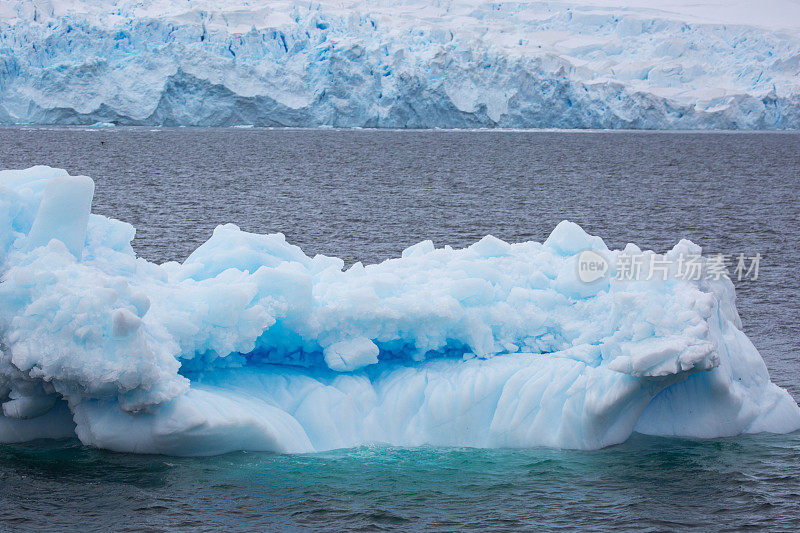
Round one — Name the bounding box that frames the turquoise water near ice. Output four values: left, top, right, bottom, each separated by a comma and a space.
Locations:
2, 434, 800, 531
1, 128, 799, 530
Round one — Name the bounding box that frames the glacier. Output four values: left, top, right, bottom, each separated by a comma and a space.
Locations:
0, 165, 799, 455
1, 0, 800, 129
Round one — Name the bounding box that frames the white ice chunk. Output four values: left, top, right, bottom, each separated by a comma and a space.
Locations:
324, 338, 380, 372
25, 174, 94, 258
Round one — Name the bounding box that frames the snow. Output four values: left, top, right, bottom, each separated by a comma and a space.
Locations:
0, 166, 798, 455
1, 1, 799, 128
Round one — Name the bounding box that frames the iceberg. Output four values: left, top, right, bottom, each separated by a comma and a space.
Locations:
0, 166, 798, 455
1, 0, 800, 129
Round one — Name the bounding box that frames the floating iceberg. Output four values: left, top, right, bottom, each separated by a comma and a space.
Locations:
0, 166, 798, 455
1, 0, 800, 128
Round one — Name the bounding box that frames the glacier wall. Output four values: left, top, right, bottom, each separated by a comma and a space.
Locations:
1, 0, 799, 128
1, 166, 798, 455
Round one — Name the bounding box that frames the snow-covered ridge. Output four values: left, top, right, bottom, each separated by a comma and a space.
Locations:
1, 166, 798, 455
1, 0, 799, 128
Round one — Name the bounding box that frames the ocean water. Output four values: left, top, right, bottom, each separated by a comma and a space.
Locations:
1, 128, 799, 530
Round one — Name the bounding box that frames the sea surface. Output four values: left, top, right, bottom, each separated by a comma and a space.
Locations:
1, 127, 799, 531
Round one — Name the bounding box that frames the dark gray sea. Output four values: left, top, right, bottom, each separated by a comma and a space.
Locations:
1, 127, 799, 531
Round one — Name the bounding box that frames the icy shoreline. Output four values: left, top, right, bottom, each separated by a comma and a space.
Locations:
1, 1, 799, 129
0, 166, 798, 455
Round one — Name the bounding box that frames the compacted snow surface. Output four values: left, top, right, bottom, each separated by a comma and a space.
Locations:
1, 0, 800, 128
0, 166, 798, 455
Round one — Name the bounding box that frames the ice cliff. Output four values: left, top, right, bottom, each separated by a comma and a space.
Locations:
0, 166, 798, 455
1, 0, 800, 128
